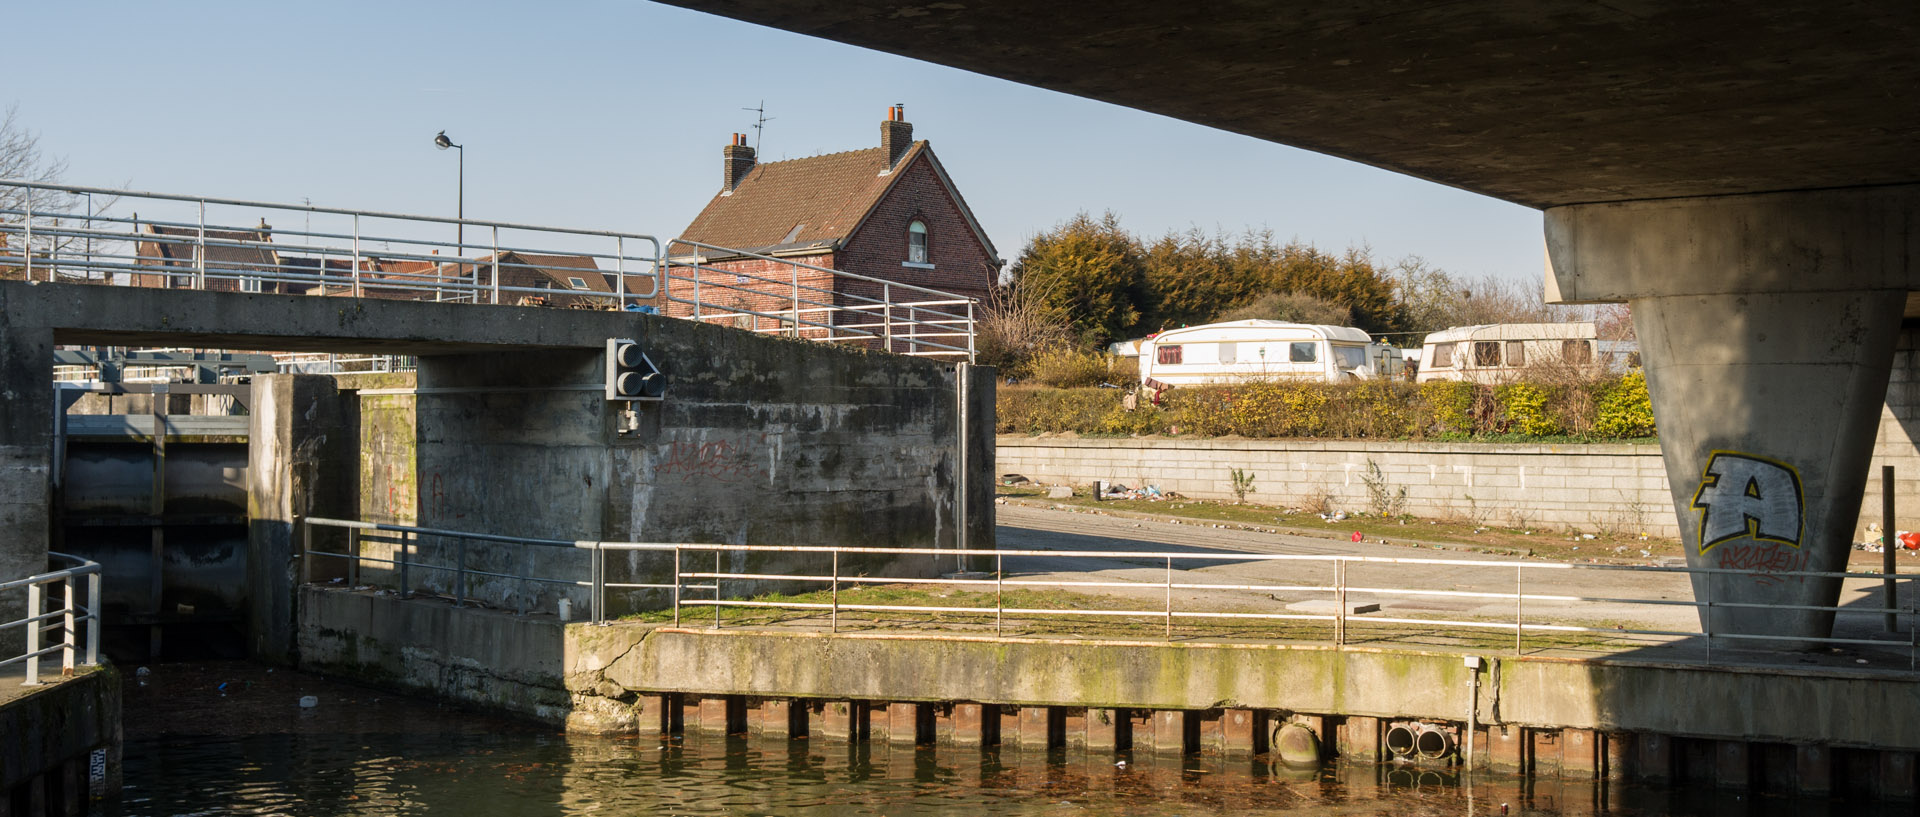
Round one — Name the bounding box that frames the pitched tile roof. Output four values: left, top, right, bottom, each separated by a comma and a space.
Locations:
137, 223, 280, 272
675, 142, 929, 256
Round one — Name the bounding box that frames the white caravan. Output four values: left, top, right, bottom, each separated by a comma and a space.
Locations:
1137, 320, 1384, 388
1415, 322, 1636, 383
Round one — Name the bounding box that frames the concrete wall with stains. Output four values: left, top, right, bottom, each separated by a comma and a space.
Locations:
328, 318, 993, 619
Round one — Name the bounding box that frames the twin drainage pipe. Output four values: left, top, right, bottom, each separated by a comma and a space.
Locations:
1384, 656, 1482, 764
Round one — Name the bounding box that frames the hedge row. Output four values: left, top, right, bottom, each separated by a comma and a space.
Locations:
996, 372, 1656, 440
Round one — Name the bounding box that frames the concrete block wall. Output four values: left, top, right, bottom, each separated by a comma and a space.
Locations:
1863, 324, 1920, 538
997, 437, 1678, 536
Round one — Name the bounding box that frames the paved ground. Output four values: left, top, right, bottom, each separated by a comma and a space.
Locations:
989, 503, 1920, 670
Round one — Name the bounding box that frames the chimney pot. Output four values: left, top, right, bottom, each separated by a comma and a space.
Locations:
881, 106, 913, 168
723, 133, 758, 192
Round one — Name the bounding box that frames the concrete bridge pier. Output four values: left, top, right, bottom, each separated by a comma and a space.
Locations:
1548, 186, 1918, 644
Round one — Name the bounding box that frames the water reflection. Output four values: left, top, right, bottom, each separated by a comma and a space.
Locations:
106, 728, 1914, 816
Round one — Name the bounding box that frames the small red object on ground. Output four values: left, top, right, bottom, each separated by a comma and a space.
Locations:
1351, 531, 1363, 542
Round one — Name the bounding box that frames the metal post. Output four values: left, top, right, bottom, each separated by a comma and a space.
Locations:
672, 547, 682, 627
300, 518, 312, 586
615, 236, 626, 307
996, 553, 1004, 635
966, 299, 977, 362
1886, 465, 1899, 632
713, 551, 722, 630
195, 200, 207, 289
22, 192, 32, 282
831, 551, 840, 634
790, 262, 801, 337
518, 548, 532, 616
455, 538, 467, 608
490, 226, 501, 305
883, 284, 894, 354
23, 582, 41, 686
1703, 573, 1713, 666
86, 571, 100, 667
1334, 560, 1347, 646
1514, 566, 1524, 655
398, 531, 411, 598
352, 214, 362, 298
347, 527, 360, 588
1165, 556, 1174, 640
62, 575, 75, 675
590, 541, 604, 624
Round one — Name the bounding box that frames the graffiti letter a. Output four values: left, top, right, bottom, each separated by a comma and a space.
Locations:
1689, 451, 1803, 555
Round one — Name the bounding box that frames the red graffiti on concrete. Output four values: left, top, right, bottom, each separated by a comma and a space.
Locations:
657, 438, 764, 484
1714, 541, 1810, 587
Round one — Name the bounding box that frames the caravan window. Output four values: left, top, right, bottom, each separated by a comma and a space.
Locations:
1432, 343, 1455, 368
1563, 340, 1592, 364
1473, 342, 1502, 367
1218, 342, 1237, 364
1332, 345, 1367, 369
1156, 344, 1184, 365
1289, 342, 1317, 363
1505, 341, 1526, 366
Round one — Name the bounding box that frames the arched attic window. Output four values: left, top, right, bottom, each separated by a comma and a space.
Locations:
906, 219, 930, 265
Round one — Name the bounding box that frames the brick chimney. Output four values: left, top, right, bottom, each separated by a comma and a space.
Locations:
881, 104, 913, 168
722, 133, 756, 192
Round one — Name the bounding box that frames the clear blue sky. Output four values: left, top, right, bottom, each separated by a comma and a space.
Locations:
9, 0, 1545, 283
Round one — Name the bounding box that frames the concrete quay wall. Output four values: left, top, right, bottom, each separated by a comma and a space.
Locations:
0, 666, 122, 814
296, 585, 568, 723
565, 625, 1920, 798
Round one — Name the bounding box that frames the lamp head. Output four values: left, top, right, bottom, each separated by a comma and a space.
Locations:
434, 131, 456, 150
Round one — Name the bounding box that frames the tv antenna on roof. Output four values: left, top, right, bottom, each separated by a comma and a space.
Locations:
742, 101, 774, 152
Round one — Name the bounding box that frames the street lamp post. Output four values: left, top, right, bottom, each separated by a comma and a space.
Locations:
433, 130, 464, 300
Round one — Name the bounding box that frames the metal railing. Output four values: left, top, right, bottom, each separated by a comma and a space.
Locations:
2, 180, 978, 361
300, 517, 1918, 669
3, 553, 102, 686
664, 239, 976, 359
0, 179, 661, 306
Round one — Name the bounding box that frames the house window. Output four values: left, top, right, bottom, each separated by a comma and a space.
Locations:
241, 277, 263, 294
1289, 342, 1317, 363
1473, 341, 1502, 367
1505, 340, 1526, 366
907, 220, 929, 264
567, 276, 588, 290
1156, 344, 1183, 365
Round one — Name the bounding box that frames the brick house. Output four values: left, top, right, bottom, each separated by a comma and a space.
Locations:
669, 106, 1000, 343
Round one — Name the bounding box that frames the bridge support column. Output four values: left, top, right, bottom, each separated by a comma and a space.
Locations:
1548, 185, 1918, 644
0, 315, 50, 656
248, 374, 354, 663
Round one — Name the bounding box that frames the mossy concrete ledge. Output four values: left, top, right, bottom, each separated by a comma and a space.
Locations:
565, 625, 1920, 751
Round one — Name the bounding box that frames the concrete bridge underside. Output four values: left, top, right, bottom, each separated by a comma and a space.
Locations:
655, 0, 1920, 640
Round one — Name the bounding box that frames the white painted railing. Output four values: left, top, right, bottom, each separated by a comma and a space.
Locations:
2, 553, 102, 686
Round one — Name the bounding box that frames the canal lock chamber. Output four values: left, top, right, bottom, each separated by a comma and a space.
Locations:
57, 421, 251, 661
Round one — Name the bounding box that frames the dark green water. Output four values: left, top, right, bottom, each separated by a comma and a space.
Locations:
103, 662, 1891, 816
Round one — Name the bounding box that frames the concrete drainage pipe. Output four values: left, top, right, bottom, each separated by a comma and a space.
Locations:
1416, 725, 1455, 760
1384, 724, 1418, 758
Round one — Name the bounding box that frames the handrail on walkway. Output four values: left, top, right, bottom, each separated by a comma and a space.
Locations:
2, 553, 103, 686
299, 516, 1918, 671
1, 180, 978, 361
